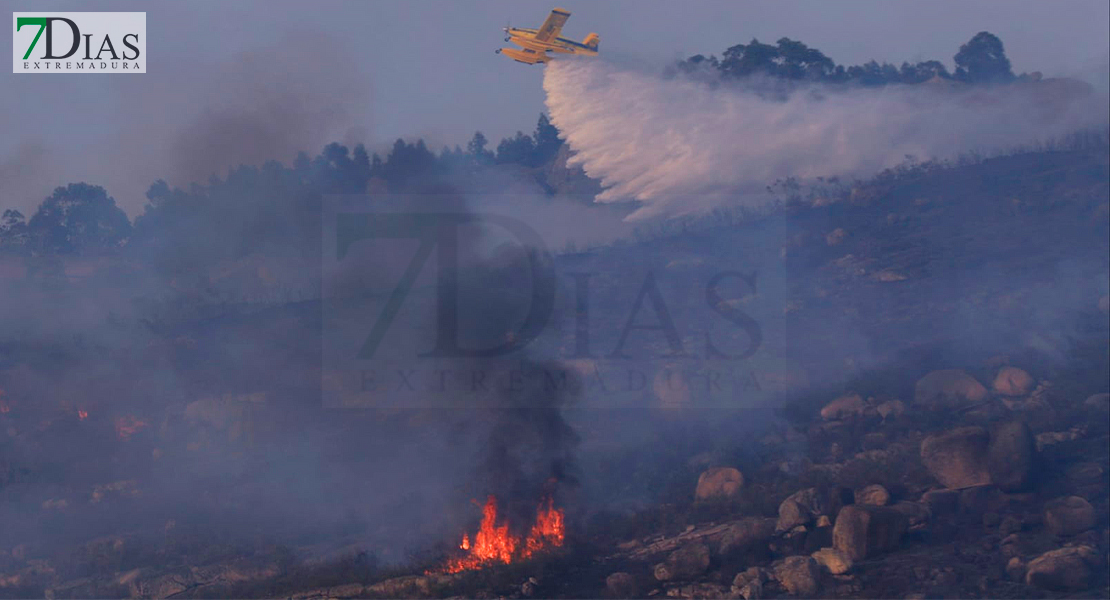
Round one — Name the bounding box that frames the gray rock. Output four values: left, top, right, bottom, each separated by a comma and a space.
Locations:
992, 366, 1034, 396
773, 556, 820, 597
855, 484, 890, 506
914, 369, 988, 407
653, 542, 710, 582
920, 488, 959, 515
820, 393, 866, 420
776, 488, 831, 532
1025, 545, 1097, 590
718, 517, 775, 555
920, 426, 991, 489
832, 504, 909, 560
606, 572, 637, 599
1043, 496, 1096, 536
811, 547, 853, 574
890, 501, 931, 528
737, 578, 763, 600
694, 467, 744, 502
987, 421, 1036, 492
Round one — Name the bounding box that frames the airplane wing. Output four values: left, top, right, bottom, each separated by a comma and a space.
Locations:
533, 8, 571, 43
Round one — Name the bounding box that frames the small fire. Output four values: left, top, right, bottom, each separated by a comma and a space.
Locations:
77, 410, 88, 420
437, 495, 565, 573
115, 415, 147, 440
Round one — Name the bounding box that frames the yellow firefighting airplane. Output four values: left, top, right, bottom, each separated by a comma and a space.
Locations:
496, 8, 599, 65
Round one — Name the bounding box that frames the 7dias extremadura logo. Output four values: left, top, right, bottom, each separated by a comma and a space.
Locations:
13, 12, 145, 73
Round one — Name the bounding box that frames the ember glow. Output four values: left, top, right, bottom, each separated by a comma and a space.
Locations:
437, 495, 565, 573
77, 410, 88, 421
114, 415, 147, 440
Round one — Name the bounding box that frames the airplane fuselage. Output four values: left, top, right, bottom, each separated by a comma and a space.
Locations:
496, 8, 599, 65
506, 28, 599, 56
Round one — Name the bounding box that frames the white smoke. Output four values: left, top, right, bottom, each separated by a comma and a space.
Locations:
543, 58, 1108, 220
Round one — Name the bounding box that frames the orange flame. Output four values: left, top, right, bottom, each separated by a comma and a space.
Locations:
77, 410, 88, 420
437, 495, 565, 573
115, 415, 147, 440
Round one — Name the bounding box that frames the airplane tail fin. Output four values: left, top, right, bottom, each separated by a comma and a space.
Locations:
582, 33, 599, 50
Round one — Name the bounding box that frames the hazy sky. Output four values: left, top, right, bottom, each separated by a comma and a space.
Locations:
2, 0, 1108, 214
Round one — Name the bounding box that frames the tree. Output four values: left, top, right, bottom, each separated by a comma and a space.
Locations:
495, 131, 536, 165
719, 38, 780, 78
899, 60, 950, 84
846, 60, 899, 86
466, 131, 495, 165
775, 38, 834, 80
351, 144, 371, 186
0, 209, 28, 252
673, 54, 720, 77
954, 32, 1013, 84
28, 183, 132, 254
532, 113, 563, 165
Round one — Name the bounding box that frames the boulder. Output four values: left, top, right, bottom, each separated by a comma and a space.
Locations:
958, 485, 1002, 516
811, 547, 853, 574
605, 572, 637, 599
736, 579, 762, 600
718, 517, 775, 555
890, 501, 931, 528
992, 366, 1034, 396
773, 556, 820, 597
732, 567, 767, 589
1043, 496, 1096, 536
694, 467, 744, 502
876, 400, 906, 420
920, 426, 991, 489
776, 488, 832, 532
732, 566, 768, 599
731, 570, 766, 600
832, 505, 909, 560
1025, 545, 1097, 591
653, 542, 710, 581
820, 393, 866, 420
987, 421, 1036, 492
854, 484, 890, 506
914, 370, 988, 407
920, 489, 959, 515
1005, 557, 1026, 581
